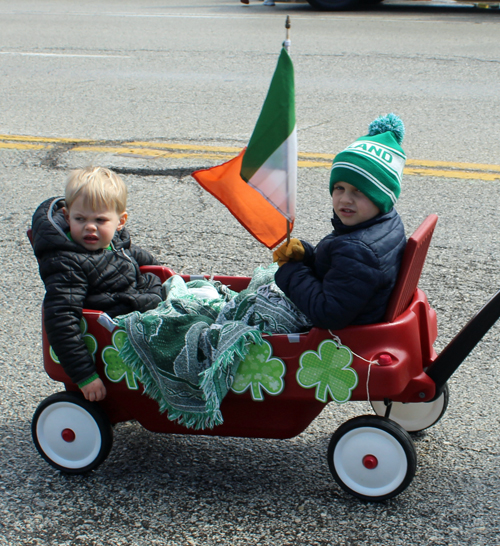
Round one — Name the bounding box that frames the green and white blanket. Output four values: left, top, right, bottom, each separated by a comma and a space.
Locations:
116, 264, 312, 430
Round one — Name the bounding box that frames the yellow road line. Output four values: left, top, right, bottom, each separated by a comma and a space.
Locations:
129, 141, 242, 154
405, 167, 500, 181
298, 160, 331, 168
72, 145, 236, 162
0, 142, 49, 150
406, 158, 500, 173
2, 134, 500, 180
0, 134, 96, 145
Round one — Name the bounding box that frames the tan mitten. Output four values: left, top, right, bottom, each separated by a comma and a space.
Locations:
273, 238, 304, 267
286, 238, 305, 262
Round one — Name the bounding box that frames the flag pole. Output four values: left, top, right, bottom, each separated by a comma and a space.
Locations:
284, 15, 291, 244
284, 16, 291, 52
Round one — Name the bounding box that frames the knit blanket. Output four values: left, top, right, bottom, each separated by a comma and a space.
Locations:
116, 264, 312, 430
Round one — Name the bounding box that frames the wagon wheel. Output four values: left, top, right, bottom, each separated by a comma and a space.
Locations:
306, 0, 361, 10
371, 384, 450, 433
32, 391, 113, 474
328, 415, 417, 502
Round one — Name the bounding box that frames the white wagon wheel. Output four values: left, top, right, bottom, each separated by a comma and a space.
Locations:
371, 384, 449, 433
32, 392, 113, 474
328, 415, 417, 502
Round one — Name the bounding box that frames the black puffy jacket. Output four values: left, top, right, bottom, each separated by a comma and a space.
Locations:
275, 208, 406, 330
32, 197, 163, 385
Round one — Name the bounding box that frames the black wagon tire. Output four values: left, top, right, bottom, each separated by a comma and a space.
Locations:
307, 0, 361, 10
371, 384, 450, 433
328, 415, 417, 502
32, 391, 113, 474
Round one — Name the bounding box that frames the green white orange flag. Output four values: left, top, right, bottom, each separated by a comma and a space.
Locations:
191, 47, 296, 249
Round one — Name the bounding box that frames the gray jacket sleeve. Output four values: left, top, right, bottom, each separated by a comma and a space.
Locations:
129, 244, 160, 267
40, 255, 97, 385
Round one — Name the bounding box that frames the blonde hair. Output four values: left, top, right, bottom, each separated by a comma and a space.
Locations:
65, 166, 127, 213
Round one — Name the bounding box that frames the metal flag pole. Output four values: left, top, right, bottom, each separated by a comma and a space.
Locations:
284, 16, 291, 53
285, 15, 292, 243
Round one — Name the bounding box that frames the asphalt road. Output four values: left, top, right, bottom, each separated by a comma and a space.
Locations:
1, 1, 500, 545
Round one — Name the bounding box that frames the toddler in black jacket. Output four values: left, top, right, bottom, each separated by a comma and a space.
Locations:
32, 167, 163, 402
274, 114, 407, 330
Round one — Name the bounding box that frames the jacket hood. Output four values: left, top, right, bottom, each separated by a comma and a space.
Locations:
31, 197, 130, 258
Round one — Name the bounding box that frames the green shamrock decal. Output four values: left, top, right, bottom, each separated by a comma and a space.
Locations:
231, 340, 286, 401
50, 317, 97, 364
102, 329, 141, 390
297, 339, 358, 403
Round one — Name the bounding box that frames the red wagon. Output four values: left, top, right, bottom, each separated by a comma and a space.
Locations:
31, 214, 488, 501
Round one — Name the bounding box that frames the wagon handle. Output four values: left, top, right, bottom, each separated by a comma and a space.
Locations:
426, 287, 500, 396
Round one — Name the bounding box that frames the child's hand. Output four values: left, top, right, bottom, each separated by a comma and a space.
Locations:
273, 238, 305, 267
81, 378, 107, 402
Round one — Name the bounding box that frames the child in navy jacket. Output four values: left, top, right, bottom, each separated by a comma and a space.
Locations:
274, 114, 407, 331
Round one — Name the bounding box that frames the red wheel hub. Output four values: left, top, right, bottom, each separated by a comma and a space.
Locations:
362, 454, 378, 469
61, 428, 76, 442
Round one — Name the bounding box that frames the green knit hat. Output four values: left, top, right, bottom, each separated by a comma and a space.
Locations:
329, 114, 406, 214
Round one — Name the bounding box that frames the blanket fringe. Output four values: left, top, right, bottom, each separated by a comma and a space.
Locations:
199, 329, 263, 427
118, 328, 263, 430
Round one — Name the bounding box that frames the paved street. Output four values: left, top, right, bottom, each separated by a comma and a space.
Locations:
1, 1, 499, 545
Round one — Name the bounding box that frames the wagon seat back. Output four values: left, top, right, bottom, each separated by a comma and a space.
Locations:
384, 214, 438, 323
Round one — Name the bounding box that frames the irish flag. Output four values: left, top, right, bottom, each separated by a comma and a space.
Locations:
192, 47, 296, 249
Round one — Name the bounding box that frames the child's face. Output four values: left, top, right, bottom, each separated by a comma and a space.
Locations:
332, 181, 380, 226
63, 195, 127, 251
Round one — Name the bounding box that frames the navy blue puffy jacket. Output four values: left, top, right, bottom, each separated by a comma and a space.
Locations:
275, 208, 406, 330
